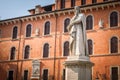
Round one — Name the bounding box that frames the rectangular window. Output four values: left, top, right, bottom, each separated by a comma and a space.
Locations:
43, 69, 48, 80
8, 70, 14, 80
23, 70, 28, 80
81, 0, 86, 5
111, 67, 118, 80
62, 69, 66, 80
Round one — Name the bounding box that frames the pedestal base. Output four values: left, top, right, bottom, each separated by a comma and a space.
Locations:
31, 75, 40, 80
64, 56, 94, 80
31, 77, 39, 80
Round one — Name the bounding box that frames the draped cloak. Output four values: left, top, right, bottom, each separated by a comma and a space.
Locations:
68, 13, 89, 56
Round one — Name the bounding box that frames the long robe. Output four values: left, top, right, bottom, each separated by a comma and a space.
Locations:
68, 13, 88, 56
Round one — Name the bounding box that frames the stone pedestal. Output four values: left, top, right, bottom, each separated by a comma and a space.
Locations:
64, 56, 94, 80
31, 77, 39, 80
31, 59, 40, 80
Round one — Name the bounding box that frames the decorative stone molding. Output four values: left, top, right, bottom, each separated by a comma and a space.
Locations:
0, 1, 119, 26
31, 59, 40, 79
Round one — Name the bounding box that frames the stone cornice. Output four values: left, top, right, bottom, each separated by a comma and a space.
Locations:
0, 1, 119, 26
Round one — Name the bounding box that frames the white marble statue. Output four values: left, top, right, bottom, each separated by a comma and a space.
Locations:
99, 18, 104, 28
35, 28, 40, 36
67, 6, 88, 56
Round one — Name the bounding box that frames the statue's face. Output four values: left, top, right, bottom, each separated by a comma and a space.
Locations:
75, 6, 80, 15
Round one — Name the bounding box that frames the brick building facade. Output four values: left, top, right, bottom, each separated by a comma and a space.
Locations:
0, 0, 120, 80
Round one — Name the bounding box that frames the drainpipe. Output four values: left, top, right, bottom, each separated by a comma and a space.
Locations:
16, 19, 22, 80
53, 11, 58, 80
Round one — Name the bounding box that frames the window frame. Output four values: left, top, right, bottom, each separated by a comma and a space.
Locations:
110, 66, 119, 80
24, 45, 30, 59
109, 36, 119, 54
63, 41, 69, 56
9, 47, 16, 60
23, 70, 29, 80
7, 70, 14, 80
71, 0, 75, 7
86, 14, 94, 30
44, 21, 50, 35
88, 39, 93, 55
81, 0, 86, 5
64, 18, 70, 33
109, 11, 119, 28
60, 0, 65, 9
25, 24, 32, 38
42, 69, 49, 80
12, 26, 18, 39
92, 0, 97, 3
43, 43, 50, 58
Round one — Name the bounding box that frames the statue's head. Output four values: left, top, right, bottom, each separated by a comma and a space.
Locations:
74, 6, 80, 15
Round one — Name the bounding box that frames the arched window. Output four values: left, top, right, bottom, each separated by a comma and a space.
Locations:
86, 15, 93, 30
110, 37, 118, 53
88, 39, 93, 55
12, 26, 18, 39
24, 45, 30, 59
44, 21, 50, 35
81, 0, 86, 5
64, 18, 70, 32
26, 24, 32, 37
71, 0, 75, 7
63, 41, 69, 56
61, 0, 65, 9
110, 11, 118, 27
43, 43, 49, 58
92, 0, 97, 3
10, 47, 16, 60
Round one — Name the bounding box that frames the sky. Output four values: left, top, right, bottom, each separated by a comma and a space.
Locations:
0, 0, 55, 20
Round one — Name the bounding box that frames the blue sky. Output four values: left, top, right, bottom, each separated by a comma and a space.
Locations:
0, 0, 55, 20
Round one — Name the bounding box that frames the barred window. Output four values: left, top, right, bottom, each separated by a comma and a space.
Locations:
23, 70, 28, 80
71, 0, 75, 7
110, 37, 118, 53
110, 11, 118, 27
88, 39, 93, 55
92, 0, 97, 3
61, 0, 65, 9
44, 21, 50, 35
8, 70, 14, 80
81, 0, 86, 5
43, 43, 49, 58
62, 69, 66, 80
24, 45, 30, 59
12, 26, 18, 39
63, 41, 69, 56
10, 47, 16, 60
111, 67, 118, 80
26, 24, 32, 37
43, 69, 48, 80
86, 15, 93, 30
64, 18, 70, 32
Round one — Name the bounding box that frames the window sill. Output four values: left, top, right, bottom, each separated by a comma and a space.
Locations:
109, 26, 120, 30
25, 37, 33, 39
11, 38, 19, 41
86, 30, 96, 33
43, 34, 52, 37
